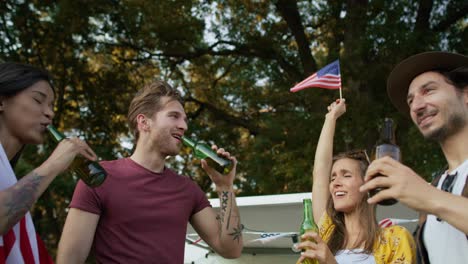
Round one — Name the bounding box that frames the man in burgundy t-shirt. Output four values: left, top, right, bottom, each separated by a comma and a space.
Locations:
70, 158, 210, 263
57, 80, 243, 263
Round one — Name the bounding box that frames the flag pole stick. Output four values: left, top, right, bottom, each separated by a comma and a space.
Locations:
339, 60, 342, 99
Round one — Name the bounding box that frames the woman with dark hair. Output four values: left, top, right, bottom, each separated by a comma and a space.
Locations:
296, 99, 416, 264
0, 62, 97, 263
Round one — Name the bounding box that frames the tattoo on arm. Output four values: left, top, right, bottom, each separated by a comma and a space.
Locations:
3, 172, 43, 229
219, 191, 229, 224
218, 190, 242, 241
226, 192, 233, 230
228, 222, 244, 243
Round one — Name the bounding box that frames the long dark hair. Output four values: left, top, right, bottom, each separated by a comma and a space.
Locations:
326, 150, 380, 255
0, 62, 54, 167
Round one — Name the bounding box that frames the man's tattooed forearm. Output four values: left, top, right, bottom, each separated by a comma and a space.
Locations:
4, 172, 43, 228
228, 223, 244, 243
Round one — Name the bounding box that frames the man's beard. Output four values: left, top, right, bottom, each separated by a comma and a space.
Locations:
157, 138, 181, 157
162, 145, 181, 157
423, 111, 466, 141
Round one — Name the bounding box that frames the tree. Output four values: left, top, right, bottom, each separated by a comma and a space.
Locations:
1, 0, 466, 258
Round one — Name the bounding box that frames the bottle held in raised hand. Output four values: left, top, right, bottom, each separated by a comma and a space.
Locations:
182, 136, 232, 173
296, 198, 319, 264
47, 125, 107, 187
369, 118, 400, 206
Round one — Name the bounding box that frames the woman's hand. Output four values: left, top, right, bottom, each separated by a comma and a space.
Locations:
38, 137, 98, 177
296, 232, 337, 264
326, 98, 346, 120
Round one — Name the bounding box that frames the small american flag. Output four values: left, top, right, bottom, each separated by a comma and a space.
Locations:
290, 60, 341, 92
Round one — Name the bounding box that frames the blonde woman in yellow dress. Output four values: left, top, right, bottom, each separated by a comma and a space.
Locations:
296, 99, 416, 264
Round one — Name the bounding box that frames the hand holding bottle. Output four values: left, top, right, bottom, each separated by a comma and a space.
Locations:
368, 118, 400, 206
46, 125, 107, 187
296, 199, 319, 264
296, 232, 337, 264
361, 156, 431, 212
37, 136, 98, 179
182, 136, 232, 170
201, 145, 237, 191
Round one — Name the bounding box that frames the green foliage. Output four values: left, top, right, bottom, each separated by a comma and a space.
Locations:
2, 0, 466, 259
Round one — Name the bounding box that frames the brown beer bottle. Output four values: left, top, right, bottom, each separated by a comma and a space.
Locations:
47, 125, 107, 187
369, 118, 400, 206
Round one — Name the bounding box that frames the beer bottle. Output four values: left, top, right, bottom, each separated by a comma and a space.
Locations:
181, 136, 232, 173
47, 125, 107, 187
296, 198, 319, 264
369, 118, 400, 206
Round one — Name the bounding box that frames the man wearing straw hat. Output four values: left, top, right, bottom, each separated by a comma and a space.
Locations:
360, 51, 468, 264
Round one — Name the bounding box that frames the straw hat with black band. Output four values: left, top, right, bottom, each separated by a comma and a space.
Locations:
386, 51, 468, 116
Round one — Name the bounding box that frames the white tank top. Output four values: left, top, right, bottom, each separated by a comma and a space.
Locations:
335, 249, 376, 264
423, 159, 468, 264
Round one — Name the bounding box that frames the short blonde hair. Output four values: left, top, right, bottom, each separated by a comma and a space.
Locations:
127, 80, 183, 140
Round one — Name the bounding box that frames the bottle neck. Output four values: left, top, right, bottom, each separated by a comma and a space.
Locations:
381, 118, 396, 144
303, 199, 314, 223
47, 125, 66, 142
181, 136, 196, 148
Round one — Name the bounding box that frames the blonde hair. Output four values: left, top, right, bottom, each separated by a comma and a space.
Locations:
127, 80, 183, 140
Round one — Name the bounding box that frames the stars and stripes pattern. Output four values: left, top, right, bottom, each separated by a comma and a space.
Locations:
290, 60, 341, 92
0, 144, 53, 264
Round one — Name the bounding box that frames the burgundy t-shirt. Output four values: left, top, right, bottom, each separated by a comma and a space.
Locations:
69, 158, 211, 264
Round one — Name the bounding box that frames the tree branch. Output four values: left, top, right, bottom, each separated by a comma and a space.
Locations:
415, 0, 433, 32
185, 96, 260, 135
275, 0, 316, 75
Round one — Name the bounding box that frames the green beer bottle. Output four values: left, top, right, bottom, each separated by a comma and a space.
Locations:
369, 118, 400, 206
297, 198, 319, 264
47, 125, 107, 187
181, 136, 231, 173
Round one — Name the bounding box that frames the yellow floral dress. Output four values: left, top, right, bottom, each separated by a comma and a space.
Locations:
318, 213, 416, 264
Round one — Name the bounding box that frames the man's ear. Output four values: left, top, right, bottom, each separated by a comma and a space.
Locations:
136, 114, 150, 132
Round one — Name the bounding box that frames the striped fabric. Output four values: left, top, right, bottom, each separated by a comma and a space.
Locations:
290, 60, 341, 92
0, 143, 53, 264
379, 218, 418, 228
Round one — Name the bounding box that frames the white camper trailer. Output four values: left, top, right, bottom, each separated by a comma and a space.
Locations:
184, 192, 418, 264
